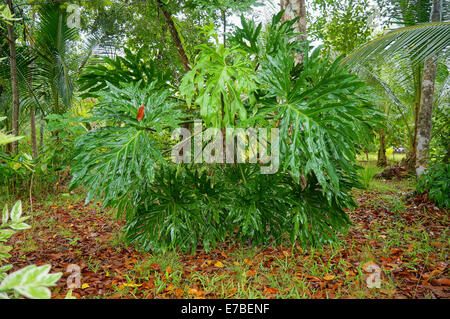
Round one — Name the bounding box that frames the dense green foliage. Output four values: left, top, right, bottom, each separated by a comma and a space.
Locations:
71, 81, 186, 212
125, 165, 354, 253
0, 201, 61, 299
308, 0, 375, 55
0, 122, 61, 299
417, 163, 450, 208
77, 48, 171, 98
1, 1, 448, 258
71, 13, 382, 253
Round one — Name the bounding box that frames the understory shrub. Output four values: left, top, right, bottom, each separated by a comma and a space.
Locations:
33, 113, 87, 193
71, 13, 383, 253
125, 164, 356, 253
358, 164, 380, 189
0, 201, 62, 299
0, 127, 61, 298
417, 163, 450, 208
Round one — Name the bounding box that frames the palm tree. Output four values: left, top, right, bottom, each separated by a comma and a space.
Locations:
343, 17, 450, 171
1, 3, 79, 158
415, 0, 442, 177
33, 3, 77, 116
4, 0, 19, 155
358, 64, 415, 167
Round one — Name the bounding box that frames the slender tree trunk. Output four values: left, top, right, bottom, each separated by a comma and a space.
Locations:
29, 12, 38, 158
40, 119, 44, 149
415, 0, 441, 178
402, 64, 422, 170
155, 0, 190, 72
222, 9, 227, 47
408, 63, 423, 168
411, 101, 419, 162
377, 129, 387, 167
30, 107, 38, 158
280, 0, 306, 63
6, 0, 19, 155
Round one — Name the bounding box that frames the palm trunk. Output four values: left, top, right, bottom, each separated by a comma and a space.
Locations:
408, 100, 420, 168
155, 0, 190, 72
6, 0, 19, 155
30, 107, 38, 158
403, 65, 422, 170
280, 0, 306, 64
415, 0, 441, 178
29, 12, 38, 158
40, 119, 44, 149
377, 129, 387, 167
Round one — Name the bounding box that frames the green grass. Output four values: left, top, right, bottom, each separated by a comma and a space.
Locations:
358, 164, 380, 189
357, 151, 406, 165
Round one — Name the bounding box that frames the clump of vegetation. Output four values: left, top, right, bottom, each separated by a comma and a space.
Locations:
0, 0, 448, 301
417, 163, 450, 208
0, 202, 61, 299
0, 125, 61, 299
358, 165, 380, 189
71, 13, 382, 253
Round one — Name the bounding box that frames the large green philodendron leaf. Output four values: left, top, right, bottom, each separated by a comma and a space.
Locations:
258, 42, 383, 200
70, 81, 187, 216
180, 42, 257, 128
231, 11, 301, 59
125, 166, 227, 254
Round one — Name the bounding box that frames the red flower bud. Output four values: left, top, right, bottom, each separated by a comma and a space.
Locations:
137, 105, 145, 122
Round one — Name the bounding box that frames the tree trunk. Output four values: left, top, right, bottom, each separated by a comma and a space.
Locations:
403, 64, 422, 170
222, 9, 227, 47
280, 0, 306, 63
30, 106, 38, 158
155, 0, 190, 72
40, 119, 44, 149
411, 101, 420, 163
30, 12, 38, 158
415, 0, 441, 178
377, 129, 387, 167
6, 0, 19, 155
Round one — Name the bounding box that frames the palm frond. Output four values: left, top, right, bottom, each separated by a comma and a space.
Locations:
434, 74, 450, 106
343, 22, 450, 67
33, 3, 78, 111
359, 66, 410, 112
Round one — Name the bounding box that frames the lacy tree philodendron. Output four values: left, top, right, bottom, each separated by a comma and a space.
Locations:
71, 13, 383, 253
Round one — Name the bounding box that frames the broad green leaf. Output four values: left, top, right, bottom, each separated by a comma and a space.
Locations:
10, 201, 22, 222
2, 204, 8, 225
0, 264, 62, 299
